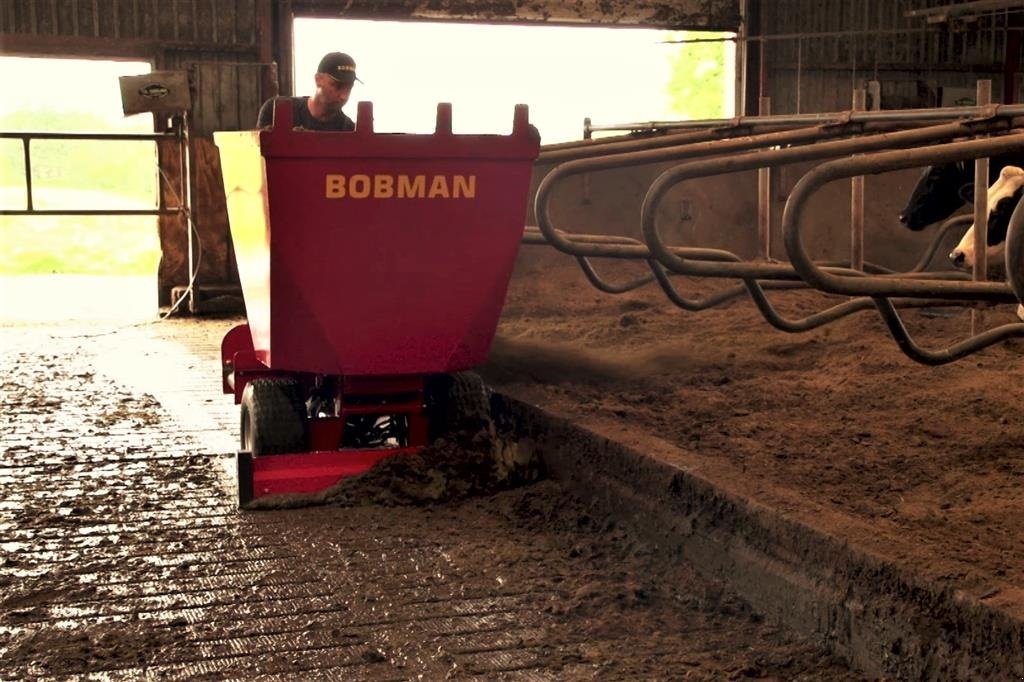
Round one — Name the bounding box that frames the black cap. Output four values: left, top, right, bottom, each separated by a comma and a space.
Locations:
317, 52, 362, 85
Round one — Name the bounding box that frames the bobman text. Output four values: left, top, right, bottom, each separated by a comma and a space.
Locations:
325, 174, 477, 199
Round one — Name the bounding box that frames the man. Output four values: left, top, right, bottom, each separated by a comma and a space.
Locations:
257, 52, 360, 131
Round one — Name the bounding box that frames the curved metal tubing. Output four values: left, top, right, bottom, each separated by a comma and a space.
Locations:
586, 103, 1024, 136
1006, 197, 1024, 306
539, 120, 821, 164
539, 119, 942, 262
526, 226, 960, 333
871, 297, 1024, 365
576, 257, 656, 293
646, 262, 812, 313
782, 134, 1024, 301
640, 119, 1024, 282
528, 120, 1022, 342
908, 214, 974, 273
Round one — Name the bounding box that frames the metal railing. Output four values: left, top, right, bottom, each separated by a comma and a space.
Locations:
0, 127, 187, 217
528, 97, 1024, 365
582, 103, 1024, 138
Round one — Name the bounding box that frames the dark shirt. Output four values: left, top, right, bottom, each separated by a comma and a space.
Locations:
256, 96, 355, 131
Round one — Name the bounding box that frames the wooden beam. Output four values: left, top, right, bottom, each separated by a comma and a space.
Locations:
288, 0, 741, 31
275, 0, 293, 97
0, 31, 257, 58
0, 31, 157, 58
256, 0, 273, 64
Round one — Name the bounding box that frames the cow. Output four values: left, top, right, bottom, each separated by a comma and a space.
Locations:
899, 152, 1024, 231
948, 165, 1024, 321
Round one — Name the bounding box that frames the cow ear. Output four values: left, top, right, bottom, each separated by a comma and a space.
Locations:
1000, 165, 1024, 181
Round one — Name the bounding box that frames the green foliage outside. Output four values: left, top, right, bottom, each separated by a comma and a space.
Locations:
664, 31, 730, 120
0, 109, 161, 275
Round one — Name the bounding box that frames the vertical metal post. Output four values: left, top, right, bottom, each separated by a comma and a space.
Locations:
757, 97, 772, 260
582, 117, 592, 205
850, 88, 866, 272
179, 112, 197, 314
736, 0, 749, 116
972, 80, 992, 334
21, 138, 33, 211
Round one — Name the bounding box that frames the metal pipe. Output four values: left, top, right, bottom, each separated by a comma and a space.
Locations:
3, 128, 181, 217
0, 131, 177, 142
871, 296, 1024, 365
781, 134, 1024, 301
908, 214, 974, 273
639, 119, 1024, 285
181, 112, 196, 313
547, 120, 805, 164
972, 81, 993, 333
0, 209, 183, 216
585, 103, 1024, 135
1006, 198, 1024, 307
757, 97, 772, 260
538, 119, 948, 264
21, 138, 32, 212
850, 88, 866, 271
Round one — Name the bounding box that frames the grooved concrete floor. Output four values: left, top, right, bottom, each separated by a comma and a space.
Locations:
0, 281, 857, 680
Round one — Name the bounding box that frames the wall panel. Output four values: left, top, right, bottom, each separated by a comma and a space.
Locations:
758, 0, 1022, 114
290, 0, 741, 30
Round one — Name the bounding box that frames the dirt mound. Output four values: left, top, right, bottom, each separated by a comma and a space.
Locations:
248, 425, 543, 510
491, 258, 1024, 620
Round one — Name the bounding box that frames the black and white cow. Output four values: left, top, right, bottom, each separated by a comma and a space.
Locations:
899, 152, 1024, 231
948, 165, 1024, 321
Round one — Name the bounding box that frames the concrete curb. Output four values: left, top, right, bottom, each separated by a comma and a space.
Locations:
493, 393, 1024, 680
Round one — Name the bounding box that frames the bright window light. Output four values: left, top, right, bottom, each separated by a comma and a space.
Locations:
0, 57, 161, 289
294, 19, 735, 143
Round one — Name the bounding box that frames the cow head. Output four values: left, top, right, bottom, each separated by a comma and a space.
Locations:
950, 166, 1024, 270
899, 163, 971, 231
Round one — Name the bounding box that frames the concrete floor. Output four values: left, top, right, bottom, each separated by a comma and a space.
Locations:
0, 276, 856, 680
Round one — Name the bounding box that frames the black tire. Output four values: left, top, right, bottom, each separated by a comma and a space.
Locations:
240, 378, 308, 456
425, 371, 492, 441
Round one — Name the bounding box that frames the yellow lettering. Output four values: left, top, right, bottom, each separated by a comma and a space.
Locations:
326, 173, 476, 199
374, 174, 394, 198
428, 175, 450, 199
398, 175, 425, 198
453, 175, 476, 199
349, 174, 370, 199
325, 174, 345, 198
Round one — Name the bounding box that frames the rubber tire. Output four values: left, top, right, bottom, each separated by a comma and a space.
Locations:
240, 378, 308, 456
425, 371, 492, 440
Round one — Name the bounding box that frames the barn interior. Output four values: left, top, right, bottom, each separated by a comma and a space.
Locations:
2, 0, 1023, 679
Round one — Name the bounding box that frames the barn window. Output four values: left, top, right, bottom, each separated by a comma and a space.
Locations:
0, 57, 159, 322
293, 18, 735, 143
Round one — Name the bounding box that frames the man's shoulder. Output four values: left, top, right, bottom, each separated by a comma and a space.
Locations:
260, 95, 306, 110
257, 96, 307, 127
338, 111, 356, 131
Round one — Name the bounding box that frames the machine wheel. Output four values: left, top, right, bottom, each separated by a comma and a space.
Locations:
425, 371, 492, 441
240, 378, 308, 456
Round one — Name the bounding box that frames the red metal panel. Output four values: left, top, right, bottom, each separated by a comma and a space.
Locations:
248, 447, 419, 500
216, 101, 539, 376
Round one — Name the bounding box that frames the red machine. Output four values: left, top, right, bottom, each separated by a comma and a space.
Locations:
215, 100, 539, 506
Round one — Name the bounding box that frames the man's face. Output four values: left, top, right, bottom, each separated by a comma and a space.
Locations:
316, 73, 354, 109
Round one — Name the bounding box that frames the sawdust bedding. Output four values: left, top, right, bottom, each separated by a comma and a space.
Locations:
483, 255, 1024, 621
